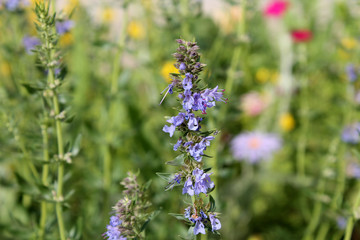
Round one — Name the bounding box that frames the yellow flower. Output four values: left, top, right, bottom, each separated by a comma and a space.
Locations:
127, 21, 145, 40
256, 68, 271, 83
341, 37, 357, 50
248, 235, 263, 240
102, 7, 114, 22
1, 62, 11, 77
279, 113, 295, 132
161, 62, 178, 83
270, 71, 279, 83
65, 0, 79, 14
256, 68, 279, 83
337, 49, 350, 60
59, 32, 73, 47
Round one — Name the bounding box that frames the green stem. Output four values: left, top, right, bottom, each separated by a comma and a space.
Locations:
344, 184, 360, 240
103, 5, 128, 193
18, 139, 40, 181
102, 6, 128, 223
39, 117, 50, 240
48, 68, 66, 240
302, 180, 325, 240
110, 10, 128, 95
181, 0, 190, 39
302, 138, 339, 240
296, 44, 308, 177
316, 224, 329, 240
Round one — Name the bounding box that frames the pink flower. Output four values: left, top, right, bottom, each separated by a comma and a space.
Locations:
291, 30, 312, 43
240, 92, 269, 117
264, 0, 289, 18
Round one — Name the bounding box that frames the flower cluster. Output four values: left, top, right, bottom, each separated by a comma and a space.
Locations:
182, 168, 214, 196
104, 172, 153, 240
184, 207, 221, 235
160, 39, 224, 236
105, 216, 126, 240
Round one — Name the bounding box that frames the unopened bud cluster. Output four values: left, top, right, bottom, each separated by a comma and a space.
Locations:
104, 172, 152, 240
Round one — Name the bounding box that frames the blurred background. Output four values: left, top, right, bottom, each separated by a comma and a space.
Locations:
1, 0, 360, 239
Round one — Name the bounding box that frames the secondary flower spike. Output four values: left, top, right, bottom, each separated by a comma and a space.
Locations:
160, 39, 223, 236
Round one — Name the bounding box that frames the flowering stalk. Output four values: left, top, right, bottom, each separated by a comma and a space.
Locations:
34, 2, 67, 239
160, 39, 225, 237
104, 172, 154, 240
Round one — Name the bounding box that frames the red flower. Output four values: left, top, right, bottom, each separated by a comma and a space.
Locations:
264, 0, 289, 18
291, 30, 312, 43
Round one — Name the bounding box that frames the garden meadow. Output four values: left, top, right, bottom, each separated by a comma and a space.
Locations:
1, 0, 360, 239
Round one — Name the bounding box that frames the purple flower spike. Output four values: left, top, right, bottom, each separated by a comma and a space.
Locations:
161, 40, 225, 236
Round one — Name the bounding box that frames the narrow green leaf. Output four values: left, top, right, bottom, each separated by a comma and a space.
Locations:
166, 154, 186, 166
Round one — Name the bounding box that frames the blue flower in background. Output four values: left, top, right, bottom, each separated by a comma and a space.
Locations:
346, 162, 360, 178
231, 132, 282, 163
56, 20, 74, 35
336, 216, 347, 230
22, 36, 41, 54
341, 123, 360, 144
5, 0, 20, 11
346, 64, 357, 82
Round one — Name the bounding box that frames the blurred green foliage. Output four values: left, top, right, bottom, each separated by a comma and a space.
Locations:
1, 0, 360, 239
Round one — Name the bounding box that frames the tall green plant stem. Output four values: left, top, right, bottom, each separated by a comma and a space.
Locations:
39, 115, 50, 240
103, 8, 128, 194
302, 139, 340, 240
343, 90, 360, 240
208, 0, 248, 203
110, 10, 128, 95
181, 0, 190, 39
16, 136, 40, 181
344, 188, 360, 240
296, 44, 308, 177
48, 68, 66, 240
